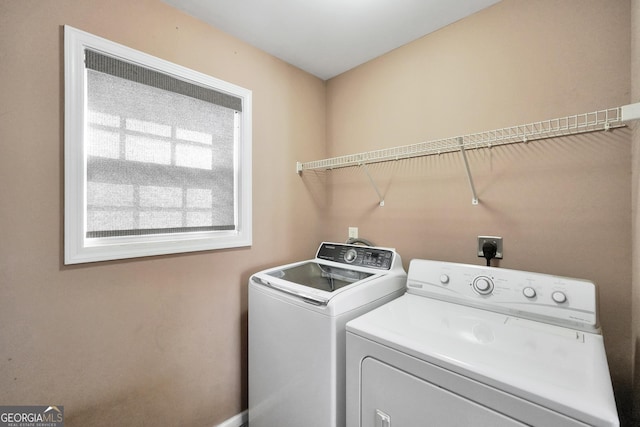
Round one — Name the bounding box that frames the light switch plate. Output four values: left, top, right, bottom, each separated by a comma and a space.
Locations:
348, 227, 358, 239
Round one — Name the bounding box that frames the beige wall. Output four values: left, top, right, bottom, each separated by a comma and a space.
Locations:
322, 0, 635, 422
632, 0, 640, 424
0, 0, 325, 425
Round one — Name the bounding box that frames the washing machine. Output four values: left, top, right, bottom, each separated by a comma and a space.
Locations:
346, 259, 619, 427
248, 242, 407, 427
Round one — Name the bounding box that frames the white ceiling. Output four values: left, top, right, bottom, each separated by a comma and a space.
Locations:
162, 0, 501, 80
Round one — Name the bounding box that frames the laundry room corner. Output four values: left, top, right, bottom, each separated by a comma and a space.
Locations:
3, 0, 640, 425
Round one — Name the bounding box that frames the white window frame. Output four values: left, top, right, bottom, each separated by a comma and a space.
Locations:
64, 25, 252, 264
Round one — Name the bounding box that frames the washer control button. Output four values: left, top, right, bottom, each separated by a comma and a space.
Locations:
344, 248, 358, 263
523, 287, 536, 299
552, 291, 567, 304
472, 276, 494, 295
440, 274, 450, 284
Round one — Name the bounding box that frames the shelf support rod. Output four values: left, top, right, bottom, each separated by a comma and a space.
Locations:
458, 137, 479, 205
360, 162, 385, 207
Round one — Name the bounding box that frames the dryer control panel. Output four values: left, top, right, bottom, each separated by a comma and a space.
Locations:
406, 259, 599, 332
316, 242, 395, 270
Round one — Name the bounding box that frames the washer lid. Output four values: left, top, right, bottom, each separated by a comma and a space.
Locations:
251, 259, 389, 308
347, 294, 619, 427
265, 261, 374, 294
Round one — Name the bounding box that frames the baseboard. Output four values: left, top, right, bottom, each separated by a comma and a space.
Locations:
215, 410, 248, 427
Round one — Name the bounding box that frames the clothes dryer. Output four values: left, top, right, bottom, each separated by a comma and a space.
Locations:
249, 242, 406, 427
346, 259, 619, 427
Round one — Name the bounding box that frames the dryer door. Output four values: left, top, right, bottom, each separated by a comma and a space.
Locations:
361, 357, 526, 427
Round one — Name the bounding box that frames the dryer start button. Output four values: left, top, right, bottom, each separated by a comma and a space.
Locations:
552, 291, 567, 304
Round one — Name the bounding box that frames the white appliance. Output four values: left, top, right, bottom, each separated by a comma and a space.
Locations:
346, 259, 619, 427
249, 242, 407, 427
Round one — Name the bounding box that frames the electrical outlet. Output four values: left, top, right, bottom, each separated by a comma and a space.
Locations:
348, 227, 358, 239
477, 236, 503, 259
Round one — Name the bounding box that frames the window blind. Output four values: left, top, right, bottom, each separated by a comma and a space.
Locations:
85, 49, 239, 238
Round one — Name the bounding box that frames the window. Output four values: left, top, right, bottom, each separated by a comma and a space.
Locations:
64, 26, 252, 264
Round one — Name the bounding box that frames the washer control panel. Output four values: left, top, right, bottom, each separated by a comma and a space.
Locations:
316, 242, 395, 270
406, 259, 599, 332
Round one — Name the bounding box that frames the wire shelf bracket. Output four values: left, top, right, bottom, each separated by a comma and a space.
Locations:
296, 103, 640, 206
360, 162, 385, 207
458, 137, 479, 205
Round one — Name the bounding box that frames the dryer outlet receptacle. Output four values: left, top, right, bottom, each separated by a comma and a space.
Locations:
477, 236, 503, 259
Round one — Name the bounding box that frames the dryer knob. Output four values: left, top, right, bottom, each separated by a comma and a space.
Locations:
440, 274, 450, 284
523, 287, 537, 299
552, 291, 567, 304
473, 277, 494, 295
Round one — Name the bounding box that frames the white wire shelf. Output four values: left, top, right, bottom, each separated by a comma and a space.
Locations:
296, 104, 639, 206
297, 107, 628, 174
